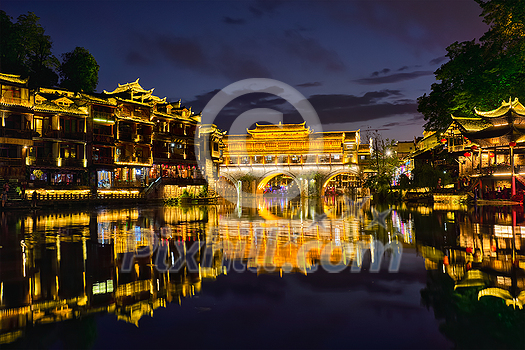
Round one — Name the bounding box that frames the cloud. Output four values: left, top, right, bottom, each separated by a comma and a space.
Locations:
429, 55, 447, 65
215, 46, 272, 81
125, 34, 271, 81
296, 81, 322, 88
125, 51, 151, 66
371, 68, 391, 77
354, 71, 433, 85
223, 16, 246, 25
249, 0, 283, 17
184, 89, 420, 133
319, 1, 487, 51
281, 30, 345, 72
307, 91, 418, 124
397, 66, 409, 71
156, 35, 208, 70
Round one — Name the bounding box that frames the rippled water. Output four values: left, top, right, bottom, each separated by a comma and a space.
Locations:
0, 197, 523, 349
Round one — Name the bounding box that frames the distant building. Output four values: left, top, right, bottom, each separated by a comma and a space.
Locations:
0, 74, 34, 181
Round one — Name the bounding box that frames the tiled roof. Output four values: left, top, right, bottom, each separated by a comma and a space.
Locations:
34, 101, 88, 116
103, 78, 153, 95
79, 93, 117, 106
0, 73, 28, 85
451, 116, 492, 132
474, 97, 525, 118
248, 122, 310, 133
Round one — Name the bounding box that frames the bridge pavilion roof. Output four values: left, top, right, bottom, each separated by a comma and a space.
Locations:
246, 122, 311, 138
451, 98, 525, 147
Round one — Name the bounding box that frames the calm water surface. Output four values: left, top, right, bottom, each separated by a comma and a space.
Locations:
0, 197, 523, 349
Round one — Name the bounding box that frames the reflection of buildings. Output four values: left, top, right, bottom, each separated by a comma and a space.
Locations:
0, 206, 219, 344
0, 199, 413, 344
208, 197, 407, 274
417, 206, 525, 308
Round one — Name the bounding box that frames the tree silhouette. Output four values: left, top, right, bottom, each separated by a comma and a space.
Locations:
59, 47, 99, 93
418, 0, 525, 131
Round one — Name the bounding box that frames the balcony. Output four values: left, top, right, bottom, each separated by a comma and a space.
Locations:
93, 155, 114, 165
0, 157, 24, 167
0, 96, 31, 107
115, 155, 151, 165
93, 111, 115, 124
30, 157, 55, 166
115, 155, 132, 163
134, 156, 151, 164
0, 128, 33, 139
94, 134, 114, 144
118, 132, 133, 142
58, 158, 86, 168
41, 130, 86, 141
62, 132, 86, 141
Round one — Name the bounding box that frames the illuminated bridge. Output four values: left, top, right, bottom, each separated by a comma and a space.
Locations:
219, 122, 361, 197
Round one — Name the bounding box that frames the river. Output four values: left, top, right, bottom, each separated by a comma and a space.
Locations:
0, 197, 523, 349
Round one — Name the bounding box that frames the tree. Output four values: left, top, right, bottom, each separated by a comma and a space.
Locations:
418, 0, 525, 132
362, 130, 400, 201
0, 11, 59, 87
59, 47, 99, 93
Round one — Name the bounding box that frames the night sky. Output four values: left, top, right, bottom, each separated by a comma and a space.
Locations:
2, 0, 488, 141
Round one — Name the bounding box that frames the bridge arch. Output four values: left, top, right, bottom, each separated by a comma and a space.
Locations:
321, 168, 360, 195
256, 170, 301, 195
218, 174, 239, 198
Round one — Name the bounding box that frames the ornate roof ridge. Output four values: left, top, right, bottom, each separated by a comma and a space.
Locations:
103, 78, 154, 95
0, 73, 29, 85
451, 115, 483, 120
475, 97, 525, 118
248, 122, 309, 133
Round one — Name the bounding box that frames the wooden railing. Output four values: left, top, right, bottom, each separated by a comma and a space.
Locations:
0, 157, 24, 166
0, 128, 33, 139
93, 134, 114, 143
0, 96, 31, 107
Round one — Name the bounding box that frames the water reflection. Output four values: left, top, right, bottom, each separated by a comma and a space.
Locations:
0, 199, 523, 348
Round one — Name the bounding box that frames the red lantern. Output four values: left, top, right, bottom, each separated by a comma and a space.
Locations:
464, 152, 471, 157
489, 153, 495, 158
471, 145, 478, 150
440, 138, 447, 143
509, 141, 517, 147
466, 247, 473, 253
443, 256, 449, 266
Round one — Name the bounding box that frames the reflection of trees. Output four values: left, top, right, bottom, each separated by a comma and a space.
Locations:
421, 270, 525, 349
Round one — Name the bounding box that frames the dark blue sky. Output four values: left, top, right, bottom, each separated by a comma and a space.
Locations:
3, 0, 488, 141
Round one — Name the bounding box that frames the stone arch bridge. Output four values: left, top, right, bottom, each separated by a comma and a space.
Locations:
218, 163, 360, 197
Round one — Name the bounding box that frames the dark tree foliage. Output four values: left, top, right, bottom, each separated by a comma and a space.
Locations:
0, 11, 59, 88
418, 0, 525, 132
59, 47, 99, 93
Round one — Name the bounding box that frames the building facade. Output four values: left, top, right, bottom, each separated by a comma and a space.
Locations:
0, 74, 223, 195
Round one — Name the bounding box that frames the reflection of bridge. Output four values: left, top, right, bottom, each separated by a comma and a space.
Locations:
219, 123, 361, 197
